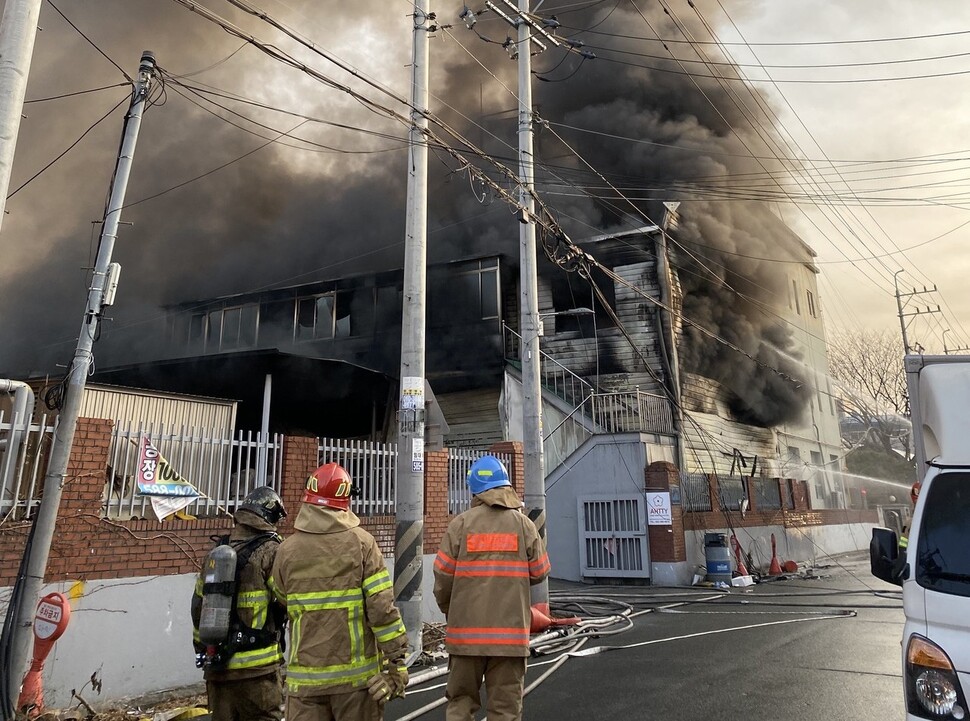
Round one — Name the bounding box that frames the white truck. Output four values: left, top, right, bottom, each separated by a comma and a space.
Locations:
870, 354, 970, 721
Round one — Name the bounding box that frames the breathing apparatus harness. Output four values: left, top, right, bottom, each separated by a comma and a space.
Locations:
196, 531, 285, 669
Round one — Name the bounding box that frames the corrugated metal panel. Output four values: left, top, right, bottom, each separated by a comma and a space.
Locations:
80, 384, 237, 435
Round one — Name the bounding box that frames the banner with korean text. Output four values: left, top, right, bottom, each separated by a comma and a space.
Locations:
135, 436, 201, 520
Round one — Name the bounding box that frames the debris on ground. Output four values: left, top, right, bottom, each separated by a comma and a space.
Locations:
49, 692, 210, 721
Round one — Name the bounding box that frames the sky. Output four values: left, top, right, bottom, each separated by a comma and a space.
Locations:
1, 0, 970, 376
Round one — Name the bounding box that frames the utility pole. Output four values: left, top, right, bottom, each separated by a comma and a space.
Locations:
477, 0, 566, 606
893, 270, 941, 355
394, 1, 431, 660
659, 203, 686, 473
0, 0, 44, 235
514, 0, 546, 606
4, 52, 155, 708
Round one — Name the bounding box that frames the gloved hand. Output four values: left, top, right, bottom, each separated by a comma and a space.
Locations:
366, 660, 408, 704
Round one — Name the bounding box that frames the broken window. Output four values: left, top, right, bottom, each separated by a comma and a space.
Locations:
259, 297, 294, 344
206, 309, 222, 351
295, 293, 337, 341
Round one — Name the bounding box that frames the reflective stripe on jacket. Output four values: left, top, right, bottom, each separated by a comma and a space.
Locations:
270, 504, 408, 696
433, 486, 550, 657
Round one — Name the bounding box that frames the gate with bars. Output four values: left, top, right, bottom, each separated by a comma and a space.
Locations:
577, 495, 650, 579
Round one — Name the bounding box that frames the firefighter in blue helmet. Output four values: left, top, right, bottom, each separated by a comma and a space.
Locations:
434, 455, 551, 721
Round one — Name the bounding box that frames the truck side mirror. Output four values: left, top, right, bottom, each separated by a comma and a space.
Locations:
870, 527, 902, 586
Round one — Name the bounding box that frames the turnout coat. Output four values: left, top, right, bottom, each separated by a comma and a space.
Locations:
433, 486, 551, 657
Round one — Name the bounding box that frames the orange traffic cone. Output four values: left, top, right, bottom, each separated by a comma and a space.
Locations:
768, 533, 783, 576
730, 533, 749, 576
530, 603, 581, 633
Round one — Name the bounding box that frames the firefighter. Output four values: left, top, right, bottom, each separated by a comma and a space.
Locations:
433, 455, 551, 721
269, 463, 409, 721
191, 486, 288, 721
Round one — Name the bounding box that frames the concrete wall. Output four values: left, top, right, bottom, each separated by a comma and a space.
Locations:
546, 433, 667, 583
2, 574, 200, 709
1, 554, 447, 710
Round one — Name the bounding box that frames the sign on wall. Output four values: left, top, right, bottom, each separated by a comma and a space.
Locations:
646, 492, 672, 526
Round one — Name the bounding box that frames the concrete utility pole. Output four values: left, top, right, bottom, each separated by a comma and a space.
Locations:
394, 2, 431, 660
5, 52, 155, 705
893, 270, 941, 355
480, 0, 566, 607
0, 0, 44, 235
514, 0, 548, 607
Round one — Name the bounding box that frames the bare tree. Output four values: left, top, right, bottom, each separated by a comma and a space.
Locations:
828, 329, 912, 460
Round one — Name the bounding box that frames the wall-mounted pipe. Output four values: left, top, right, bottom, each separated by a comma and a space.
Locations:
0, 379, 34, 501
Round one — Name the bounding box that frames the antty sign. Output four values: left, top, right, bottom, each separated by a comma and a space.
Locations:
646, 492, 672, 526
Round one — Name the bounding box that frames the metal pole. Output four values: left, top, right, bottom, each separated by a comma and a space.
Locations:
658, 215, 686, 473
0, 380, 33, 504
0, 0, 43, 235
257, 373, 272, 486
516, 0, 548, 606
4, 53, 154, 705
593, 312, 599, 393
394, 2, 430, 660
943, 329, 950, 355
894, 270, 910, 354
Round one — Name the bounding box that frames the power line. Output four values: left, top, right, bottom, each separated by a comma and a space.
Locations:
577, 41, 970, 71
706, 0, 970, 348
6, 94, 129, 200
47, 0, 132, 81
25, 83, 131, 104
555, 22, 970, 48
122, 118, 309, 209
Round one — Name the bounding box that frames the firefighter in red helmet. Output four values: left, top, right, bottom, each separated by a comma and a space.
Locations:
269, 464, 409, 721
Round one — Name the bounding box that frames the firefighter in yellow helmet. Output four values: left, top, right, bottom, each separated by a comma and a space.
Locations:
191, 486, 288, 721
269, 464, 409, 721
433, 455, 551, 721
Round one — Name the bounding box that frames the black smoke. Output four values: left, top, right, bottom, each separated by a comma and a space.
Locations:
0, 0, 810, 426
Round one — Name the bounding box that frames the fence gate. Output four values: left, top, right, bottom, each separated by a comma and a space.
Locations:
578, 495, 650, 579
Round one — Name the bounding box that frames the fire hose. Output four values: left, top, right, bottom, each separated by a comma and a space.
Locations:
389, 588, 861, 721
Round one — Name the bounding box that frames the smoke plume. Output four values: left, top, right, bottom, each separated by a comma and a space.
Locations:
0, 0, 810, 426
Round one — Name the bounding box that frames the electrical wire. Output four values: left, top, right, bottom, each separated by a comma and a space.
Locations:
5, 94, 130, 200
555, 23, 970, 48
47, 0, 132, 81
24, 83, 131, 104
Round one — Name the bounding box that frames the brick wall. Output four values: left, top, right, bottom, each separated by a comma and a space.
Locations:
488, 441, 525, 498
0, 418, 228, 586
681, 473, 878, 532
423, 449, 449, 556
644, 462, 686, 563
0, 421, 529, 587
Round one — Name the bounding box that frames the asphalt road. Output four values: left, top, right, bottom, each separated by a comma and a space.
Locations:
390, 553, 905, 721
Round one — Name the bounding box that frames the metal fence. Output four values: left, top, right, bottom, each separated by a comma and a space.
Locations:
318, 437, 398, 516
679, 472, 712, 512
716, 475, 747, 511
751, 477, 782, 510
504, 324, 594, 409
590, 391, 675, 435
106, 421, 284, 519
0, 410, 55, 521
448, 448, 514, 515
